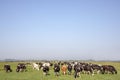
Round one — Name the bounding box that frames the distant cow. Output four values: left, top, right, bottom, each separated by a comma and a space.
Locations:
53, 63, 60, 76
32, 63, 40, 71
42, 66, 49, 75
91, 64, 102, 74
16, 63, 27, 72
42, 62, 51, 67
67, 63, 72, 75
74, 64, 83, 78
61, 64, 67, 75
81, 63, 93, 75
4, 64, 12, 72
101, 65, 117, 74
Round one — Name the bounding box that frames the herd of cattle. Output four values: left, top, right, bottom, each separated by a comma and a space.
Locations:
3, 61, 117, 78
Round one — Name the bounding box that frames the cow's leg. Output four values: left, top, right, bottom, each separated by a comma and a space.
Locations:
10, 69, 12, 72
78, 72, 81, 78
68, 71, 71, 75
97, 70, 100, 74
6, 69, 8, 72
57, 72, 59, 76
54, 72, 58, 76
43, 72, 46, 75
91, 70, 94, 76
63, 71, 65, 75
16, 69, 19, 72
115, 70, 117, 74
74, 72, 77, 78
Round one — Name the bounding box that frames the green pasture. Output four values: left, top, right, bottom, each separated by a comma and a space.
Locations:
0, 61, 120, 80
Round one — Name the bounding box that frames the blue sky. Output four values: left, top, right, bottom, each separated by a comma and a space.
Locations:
0, 0, 120, 60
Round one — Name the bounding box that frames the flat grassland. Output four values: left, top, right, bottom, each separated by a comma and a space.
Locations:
0, 61, 120, 80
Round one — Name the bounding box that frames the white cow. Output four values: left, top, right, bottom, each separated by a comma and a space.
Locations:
40, 62, 51, 70
32, 63, 39, 71
42, 62, 50, 67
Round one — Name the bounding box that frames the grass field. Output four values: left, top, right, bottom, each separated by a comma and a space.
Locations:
0, 61, 120, 80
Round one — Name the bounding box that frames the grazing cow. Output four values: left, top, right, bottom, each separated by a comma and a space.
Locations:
91, 64, 102, 74
74, 64, 83, 78
54, 63, 60, 76
80, 63, 93, 75
32, 63, 40, 71
4, 64, 12, 72
101, 65, 117, 74
16, 63, 27, 72
42, 66, 49, 75
67, 63, 72, 75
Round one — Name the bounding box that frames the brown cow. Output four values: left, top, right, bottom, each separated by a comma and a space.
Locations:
61, 64, 67, 75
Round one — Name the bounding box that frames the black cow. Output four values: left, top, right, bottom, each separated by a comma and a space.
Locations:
67, 63, 72, 75
74, 64, 83, 78
101, 65, 117, 74
42, 66, 49, 75
91, 64, 102, 74
53, 63, 60, 76
16, 63, 27, 72
81, 63, 93, 75
4, 64, 12, 72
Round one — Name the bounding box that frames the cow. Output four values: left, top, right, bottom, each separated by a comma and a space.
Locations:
39, 62, 51, 70
61, 64, 67, 75
67, 63, 72, 75
91, 64, 102, 74
32, 63, 40, 71
101, 65, 117, 74
4, 64, 12, 72
42, 62, 50, 67
42, 66, 49, 75
74, 64, 83, 78
80, 63, 93, 75
16, 63, 27, 72
53, 63, 60, 76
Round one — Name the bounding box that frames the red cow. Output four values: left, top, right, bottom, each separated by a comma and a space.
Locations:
61, 65, 67, 75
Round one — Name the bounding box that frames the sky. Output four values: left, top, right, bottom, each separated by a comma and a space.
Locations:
0, 0, 120, 60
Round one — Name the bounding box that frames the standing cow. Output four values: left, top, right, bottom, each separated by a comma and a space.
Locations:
4, 64, 12, 72
42, 66, 49, 75
16, 63, 27, 72
101, 65, 117, 74
61, 64, 67, 75
74, 64, 83, 78
32, 63, 40, 71
67, 63, 72, 75
54, 63, 60, 76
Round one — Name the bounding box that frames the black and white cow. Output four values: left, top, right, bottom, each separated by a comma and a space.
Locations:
4, 64, 12, 72
90, 64, 102, 74
79, 63, 93, 75
53, 63, 60, 76
42, 66, 49, 75
74, 63, 83, 78
101, 65, 117, 74
16, 63, 27, 72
